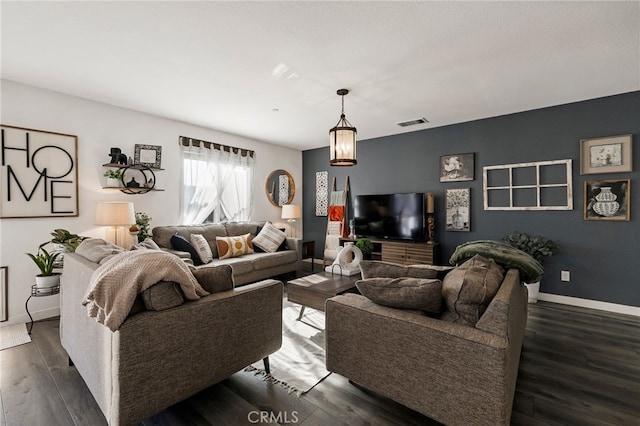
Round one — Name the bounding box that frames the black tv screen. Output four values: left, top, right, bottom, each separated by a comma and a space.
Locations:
353, 193, 426, 241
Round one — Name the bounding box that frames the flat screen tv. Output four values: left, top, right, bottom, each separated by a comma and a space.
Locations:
353, 192, 426, 241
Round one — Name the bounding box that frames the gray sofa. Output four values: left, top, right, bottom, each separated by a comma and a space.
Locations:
152, 221, 302, 286
325, 267, 527, 426
60, 252, 283, 426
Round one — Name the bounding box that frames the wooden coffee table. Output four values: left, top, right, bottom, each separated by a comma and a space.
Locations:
287, 271, 360, 320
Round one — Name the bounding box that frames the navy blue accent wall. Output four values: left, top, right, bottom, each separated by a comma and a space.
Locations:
302, 91, 640, 307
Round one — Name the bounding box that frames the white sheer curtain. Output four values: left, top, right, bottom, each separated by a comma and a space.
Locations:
180, 139, 255, 224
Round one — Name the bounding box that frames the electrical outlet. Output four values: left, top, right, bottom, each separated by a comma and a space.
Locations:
561, 270, 571, 282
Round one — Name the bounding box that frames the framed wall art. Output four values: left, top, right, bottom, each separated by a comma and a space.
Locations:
134, 144, 162, 168
446, 188, 470, 232
1, 125, 78, 218
580, 134, 632, 175
440, 153, 474, 182
584, 179, 630, 221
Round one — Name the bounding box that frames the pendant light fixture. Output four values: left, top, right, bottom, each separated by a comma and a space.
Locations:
329, 89, 357, 166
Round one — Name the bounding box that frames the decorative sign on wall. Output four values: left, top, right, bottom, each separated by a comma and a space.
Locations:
1, 125, 78, 218
316, 171, 328, 216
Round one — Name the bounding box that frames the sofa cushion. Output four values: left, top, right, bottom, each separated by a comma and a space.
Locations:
252, 250, 298, 269
191, 265, 234, 293
224, 221, 264, 238
441, 254, 505, 326
190, 234, 213, 263
449, 240, 543, 283
171, 232, 203, 266
208, 256, 255, 275
130, 238, 161, 251
359, 260, 439, 280
216, 233, 254, 259
140, 281, 184, 311
152, 224, 227, 258
76, 238, 126, 264
252, 222, 287, 253
356, 277, 443, 314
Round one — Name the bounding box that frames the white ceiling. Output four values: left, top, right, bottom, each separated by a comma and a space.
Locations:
2, 1, 639, 151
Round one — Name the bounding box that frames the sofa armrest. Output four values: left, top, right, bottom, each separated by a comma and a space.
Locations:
285, 237, 303, 261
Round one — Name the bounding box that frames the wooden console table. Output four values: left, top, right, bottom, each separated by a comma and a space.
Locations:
340, 238, 440, 265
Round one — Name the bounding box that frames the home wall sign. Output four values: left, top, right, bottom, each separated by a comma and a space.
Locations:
483, 159, 572, 211
1, 125, 78, 218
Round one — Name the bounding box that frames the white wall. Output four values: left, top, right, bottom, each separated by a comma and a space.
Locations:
0, 80, 302, 325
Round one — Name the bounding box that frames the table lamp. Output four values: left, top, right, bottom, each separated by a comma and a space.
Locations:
281, 204, 301, 238
95, 202, 136, 247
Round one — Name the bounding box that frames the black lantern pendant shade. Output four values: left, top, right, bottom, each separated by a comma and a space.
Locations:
329, 89, 357, 166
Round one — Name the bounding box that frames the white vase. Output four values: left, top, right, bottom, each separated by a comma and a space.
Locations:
525, 281, 540, 303
106, 177, 120, 187
36, 273, 61, 288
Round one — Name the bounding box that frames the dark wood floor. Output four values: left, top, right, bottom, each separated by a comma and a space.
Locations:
2, 266, 639, 425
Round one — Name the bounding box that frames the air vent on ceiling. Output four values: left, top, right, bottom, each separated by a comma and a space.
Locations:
396, 117, 429, 127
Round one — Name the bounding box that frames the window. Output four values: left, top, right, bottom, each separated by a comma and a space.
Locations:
180, 137, 255, 224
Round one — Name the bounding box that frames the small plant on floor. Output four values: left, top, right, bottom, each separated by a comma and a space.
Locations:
503, 231, 559, 266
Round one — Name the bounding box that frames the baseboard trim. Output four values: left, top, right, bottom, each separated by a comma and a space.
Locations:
2, 307, 61, 327
537, 293, 640, 317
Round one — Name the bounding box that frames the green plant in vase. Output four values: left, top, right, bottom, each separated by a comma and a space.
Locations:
356, 238, 374, 260
503, 231, 559, 303
135, 212, 152, 242
26, 247, 61, 288
104, 169, 124, 187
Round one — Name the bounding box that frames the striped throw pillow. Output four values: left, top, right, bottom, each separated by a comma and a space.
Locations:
190, 234, 213, 263
252, 222, 286, 253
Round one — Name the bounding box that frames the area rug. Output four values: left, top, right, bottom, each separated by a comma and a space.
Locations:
245, 303, 330, 395
0, 323, 32, 351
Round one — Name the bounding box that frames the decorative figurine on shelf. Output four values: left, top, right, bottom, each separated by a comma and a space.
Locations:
348, 219, 356, 239
126, 177, 140, 188
109, 147, 128, 165
128, 156, 134, 166
144, 178, 154, 189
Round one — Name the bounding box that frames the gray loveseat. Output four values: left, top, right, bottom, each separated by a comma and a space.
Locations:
60, 251, 283, 425
326, 263, 527, 426
152, 221, 302, 286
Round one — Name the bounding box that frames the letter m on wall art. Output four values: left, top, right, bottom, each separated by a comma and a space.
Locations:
1, 125, 79, 218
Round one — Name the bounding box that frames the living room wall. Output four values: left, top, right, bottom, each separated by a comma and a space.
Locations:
302, 91, 640, 310
0, 80, 302, 325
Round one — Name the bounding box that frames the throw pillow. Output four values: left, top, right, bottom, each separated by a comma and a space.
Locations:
191, 265, 234, 293
441, 254, 505, 326
170, 232, 203, 266
252, 222, 287, 253
76, 238, 126, 264
253, 225, 288, 252
190, 234, 213, 263
130, 238, 161, 251
140, 281, 185, 311
356, 277, 443, 314
216, 233, 254, 260
359, 260, 438, 280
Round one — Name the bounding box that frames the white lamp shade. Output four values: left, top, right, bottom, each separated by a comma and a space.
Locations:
281, 204, 301, 219
95, 202, 136, 226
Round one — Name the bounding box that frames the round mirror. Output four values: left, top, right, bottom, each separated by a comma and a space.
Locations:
266, 169, 295, 206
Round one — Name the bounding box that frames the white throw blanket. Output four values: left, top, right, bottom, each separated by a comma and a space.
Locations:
83, 250, 209, 331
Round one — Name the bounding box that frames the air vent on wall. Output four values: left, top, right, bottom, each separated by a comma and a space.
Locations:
396, 117, 429, 127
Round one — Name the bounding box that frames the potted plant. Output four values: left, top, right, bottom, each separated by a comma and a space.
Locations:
26, 247, 62, 288
503, 231, 559, 303
355, 238, 374, 260
135, 212, 152, 242
104, 169, 124, 187
47, 228, 87, 252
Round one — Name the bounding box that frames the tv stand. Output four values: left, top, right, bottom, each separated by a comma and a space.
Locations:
340, 238, 440, 265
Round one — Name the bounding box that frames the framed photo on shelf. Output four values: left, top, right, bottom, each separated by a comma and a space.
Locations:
445, 188, 470, 232
580, 134, 632, 175
440, 153, 474, 182
584, 179, 630, 221
134, 144, 162, 168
